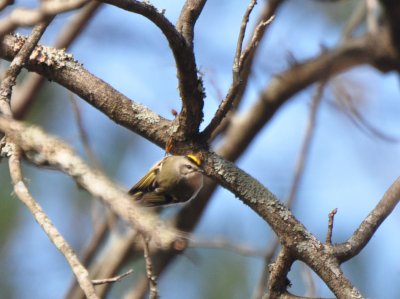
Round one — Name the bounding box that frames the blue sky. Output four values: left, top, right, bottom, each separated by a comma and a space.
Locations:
1, 0, 400, 298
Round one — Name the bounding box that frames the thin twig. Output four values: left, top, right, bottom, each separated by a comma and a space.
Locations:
251, 241, 280, 299
326, 208, 338, 246
286, 81, 326, 206
80, 219, 110, 266
8, 148, 99, 299
366, 0, 379, 34
0, 0, 88, 38
69, 92, 102, 168
200, 12, 274, 141
141, 234, 158, 299
233, 0, 257, 80
239, 15, 275, 71
334, 175, 400, 262
331, 80, 397, 143
66, 229, 138, 299
92, 269, 134, 285
0, 20, 52, 117
340, 0, 366, 42
189, 238, 269, 257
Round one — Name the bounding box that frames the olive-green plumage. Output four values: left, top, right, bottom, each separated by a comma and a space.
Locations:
129, 155, 204, 207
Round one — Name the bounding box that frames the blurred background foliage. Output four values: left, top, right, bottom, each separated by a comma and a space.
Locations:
1, 0, 400, 298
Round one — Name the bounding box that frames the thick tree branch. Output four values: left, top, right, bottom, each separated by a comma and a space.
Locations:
176, 0, 207, 46
0, 34, 171, 147
202, 152, 361, 298
111, 30, 400, 298
99, 0, 204, 138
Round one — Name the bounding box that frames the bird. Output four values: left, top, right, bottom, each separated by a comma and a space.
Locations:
129, 154, 204, 207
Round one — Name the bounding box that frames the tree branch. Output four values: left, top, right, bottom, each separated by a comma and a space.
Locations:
0, 33, 172, 147
200, 1, 275, 141
202, 152, 362, 298
99, 0, 204, 138
142, 235, 158, 299
91, 269, 133, 285
0, 21, 51, 117
0, 0, 88, 38
334, 176, 400, 262
0, 117, 180, 249
7, 149, 99, 299
176, 0, 207, 46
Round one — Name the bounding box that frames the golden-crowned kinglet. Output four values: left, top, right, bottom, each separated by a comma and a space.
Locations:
129, 154, 204, 207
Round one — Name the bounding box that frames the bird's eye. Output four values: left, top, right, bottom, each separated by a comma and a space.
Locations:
186, 164, 193, 170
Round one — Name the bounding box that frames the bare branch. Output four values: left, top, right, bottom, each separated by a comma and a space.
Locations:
0, 33, 172, 147
267, 247, 294, 297
113, 30, 400, 298
340, 1, 366, 42
201, 1, 282, 142
239, 15, 275, 71
234, 0, 257, 78
334, 176, 400, 262
202, 152, 361, 298
326, 208, 338, 246
201, 9, 275, 141
0, 0, 14, 12
142, 235, 158, 299
189, 238, 269, 257
218, 31, 400, 164
66, 229, 138, 299
92, 269, 134, 285
0, 117, 180, 248
286, 81, 325, 206
176, 0, 207, 46
252, 241, 280, 299
7, 149, 99, 299
99, 0, 204, 138
0, 0, 88, 38
252, 79, 324, 297
0, 21, 51, 117
69, 93, 102, 168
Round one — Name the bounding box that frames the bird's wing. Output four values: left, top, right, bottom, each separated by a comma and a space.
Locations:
136, 192, 174, 207
128, 160, 162, 195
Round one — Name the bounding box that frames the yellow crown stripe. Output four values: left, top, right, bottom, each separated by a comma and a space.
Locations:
186, 154, 202, 166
